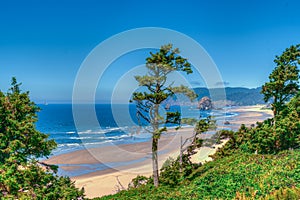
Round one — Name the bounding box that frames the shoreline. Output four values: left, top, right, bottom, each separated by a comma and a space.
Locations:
45, 105, 273, 198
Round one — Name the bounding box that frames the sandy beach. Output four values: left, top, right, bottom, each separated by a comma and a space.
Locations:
45, 105, 273, 198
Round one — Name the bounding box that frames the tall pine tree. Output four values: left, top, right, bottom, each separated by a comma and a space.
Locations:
131, 44, 197, 187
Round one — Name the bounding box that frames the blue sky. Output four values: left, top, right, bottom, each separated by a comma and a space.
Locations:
0, 0, 300, 103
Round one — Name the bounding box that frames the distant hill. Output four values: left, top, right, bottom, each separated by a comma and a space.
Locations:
193, 87, 265, 106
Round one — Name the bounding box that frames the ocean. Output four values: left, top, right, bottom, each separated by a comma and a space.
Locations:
36, 104, 233, 156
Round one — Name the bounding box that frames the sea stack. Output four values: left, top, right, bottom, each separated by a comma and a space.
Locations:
198, 96, 213, 110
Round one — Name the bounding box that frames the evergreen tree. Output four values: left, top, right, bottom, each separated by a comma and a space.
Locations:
131, 44, 197, 187
0, 78, 84, 199
0, 77, 56, 164
262, 44, 300, 117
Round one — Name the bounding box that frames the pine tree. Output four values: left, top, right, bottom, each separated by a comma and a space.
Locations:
262, 44, 300, 117
131, 44, 197, 187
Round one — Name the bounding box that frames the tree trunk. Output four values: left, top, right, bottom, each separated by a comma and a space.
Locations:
151, 103, 160, 187
152, 136, 159, 187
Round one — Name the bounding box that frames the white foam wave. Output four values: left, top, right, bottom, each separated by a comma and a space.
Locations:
70, 136, 92, 140
106, 127, 122, 131
78, 129, 93, 134
82, 140, 114, 145
77, 126, 129, 135
66, 131, 76, 134
58, 143, 81, 147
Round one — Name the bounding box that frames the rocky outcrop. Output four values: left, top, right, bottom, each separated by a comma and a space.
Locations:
198, 96, 213, 110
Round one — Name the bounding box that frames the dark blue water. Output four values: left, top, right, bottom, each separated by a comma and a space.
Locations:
36, 104, 232, 156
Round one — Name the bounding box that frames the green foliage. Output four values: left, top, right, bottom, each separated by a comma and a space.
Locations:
194, 116, 216, 134
159, 155, 199, 187
0, 161, 84, 199
263, 187, 300, 200
180, 118, 198, 125
128, 175, 152, 189
0, 78, 84, 199
188, 151, 300, 199
145, 44, 193, 75
213, 94, 300, 159
97, 151, 300, 200
132, 44, 197, 130
0, 78, 57, 163
181, 117, 216, 157
262, 44, 300, 116
212, 45, 300, 158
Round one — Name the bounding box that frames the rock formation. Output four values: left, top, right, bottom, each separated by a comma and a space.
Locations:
198, 96, 213, 110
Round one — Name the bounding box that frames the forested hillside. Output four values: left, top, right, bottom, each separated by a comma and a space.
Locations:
193, 87, 265, 106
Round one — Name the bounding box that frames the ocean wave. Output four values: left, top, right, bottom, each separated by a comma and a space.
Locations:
66, 131, 76, 134
83, 140, 114, 145
77, 126, 129, 135
105, 127, 122, 131
69, 136, 93, 140
67, 133, 131, 141
58, 143, 81, 147
98, 134, 130, 140
57, 139, 118, 148
213, 112, 238, 119
77, 129, 93, 134
226, 112, 238, 117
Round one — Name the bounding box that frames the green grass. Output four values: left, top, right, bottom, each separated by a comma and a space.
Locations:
95, 150, 300, 200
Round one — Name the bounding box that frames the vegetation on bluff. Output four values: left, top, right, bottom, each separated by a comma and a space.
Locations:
97, 44, 300, 200
99, 151, 300, 200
